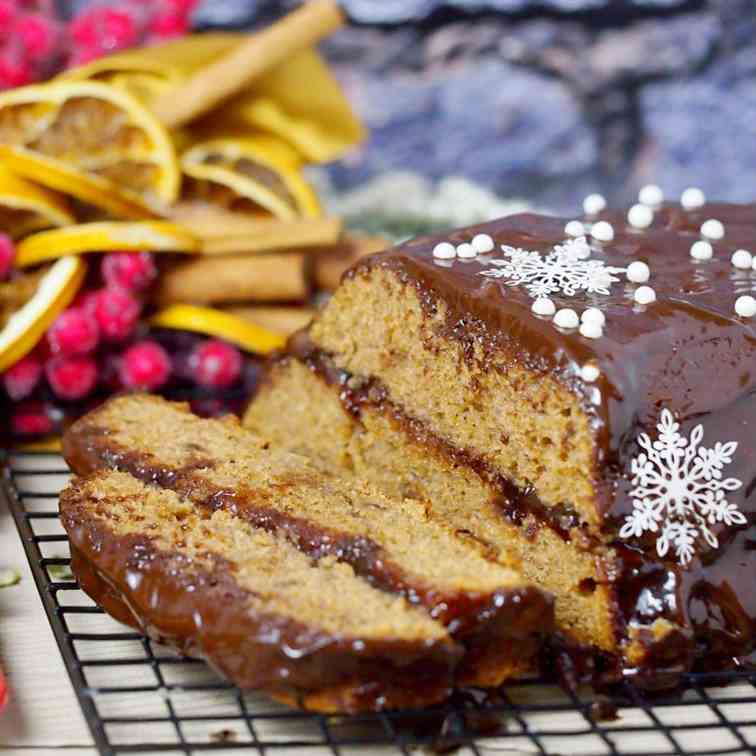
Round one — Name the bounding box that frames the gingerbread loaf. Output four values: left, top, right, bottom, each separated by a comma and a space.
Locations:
61, 394, 553, 709
245, 202, 756, 686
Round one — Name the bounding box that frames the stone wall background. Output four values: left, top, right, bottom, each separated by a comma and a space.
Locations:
197, 0, 756, 214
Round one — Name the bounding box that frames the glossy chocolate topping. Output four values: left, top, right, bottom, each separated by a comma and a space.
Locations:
346, 203, 756, 676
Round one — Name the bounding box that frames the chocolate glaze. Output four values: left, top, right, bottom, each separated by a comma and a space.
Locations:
62, 397, 554, 683
61, 480, 459, 713
339, 204, 756, 680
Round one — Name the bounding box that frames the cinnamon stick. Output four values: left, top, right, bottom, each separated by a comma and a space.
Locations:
169, 205, 343, 253
223, 305, 316, 335
153, 1, 344, 129
156, 253, 309, 305
314, 234, 389, 291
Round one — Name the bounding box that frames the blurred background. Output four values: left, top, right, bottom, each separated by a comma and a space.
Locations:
9, 0, 756, 218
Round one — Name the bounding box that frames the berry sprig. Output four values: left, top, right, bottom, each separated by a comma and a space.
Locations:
0, 0, 198, 90
1, 240, 248, 438
67, 0, 199, 68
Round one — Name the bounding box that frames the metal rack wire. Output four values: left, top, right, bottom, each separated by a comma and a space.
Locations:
4, 449, 756, 756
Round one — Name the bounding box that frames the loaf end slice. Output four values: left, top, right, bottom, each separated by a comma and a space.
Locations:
61, 470, 462, 713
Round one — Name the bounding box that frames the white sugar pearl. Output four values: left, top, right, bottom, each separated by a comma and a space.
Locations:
591, 221, 615, 242
681, 187, 706, 210
634, 285, 657, 305
731, 249, 753, 270
626, 260, 651, 283
571, 236, 592, 259
531, 297, 556, 317
638, 184, 664, 207
639, 184, 664, 206
627, 203, 654, 230
735, 295, 756, 318
471, 233, 494, 254
579, 321, 603, 339
432, 242, 456, 259
565, 220, 585, 237
700, 219, 725, 240
581, 364, 600, 383
581, 307, 606, 328
456, 242, 477, 259
690, 240, 713, 261
583, 193, 607, 216
553, 308, 580, 329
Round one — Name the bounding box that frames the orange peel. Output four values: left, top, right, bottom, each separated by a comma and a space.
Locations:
181, 134, 321, 221
150, 304, 285, 355
0, 167, 75, 238
15, 221, 200, 267
0, 256, 86, 372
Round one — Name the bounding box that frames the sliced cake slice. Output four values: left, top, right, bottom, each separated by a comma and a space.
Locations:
61, 470, 461, 713
62, 394, 553, 689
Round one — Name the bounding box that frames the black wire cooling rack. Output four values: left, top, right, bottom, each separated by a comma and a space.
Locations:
3, 449, 756, 756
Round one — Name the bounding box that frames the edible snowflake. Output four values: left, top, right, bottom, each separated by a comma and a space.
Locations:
479, 237, 626, 299
619, 409, 745, 566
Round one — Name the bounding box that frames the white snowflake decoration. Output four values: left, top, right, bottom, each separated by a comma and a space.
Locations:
619, 409, 746, 566
479, 237, 626, 299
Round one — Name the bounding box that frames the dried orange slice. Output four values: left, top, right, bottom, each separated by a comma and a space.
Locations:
181, 135, 321, 221
0, 256, 86, 372
0, 80, 180, 216
151, 304, 285, 355
64, 35, 364, 164
0, 167, 74, 238
0, 147, 158, 221
15, 221, 200, 267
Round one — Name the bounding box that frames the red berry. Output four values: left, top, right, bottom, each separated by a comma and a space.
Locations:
0, 667, 7, 711
150, 11, 189, 40
92, 287, 140, 342
11, 400, 53, 436
0, 233, 15, 279
2, 354, 42, 400
72, 289, 100, 315
119, 340, 171, 391
165, 0, 198, 13
189, 339, 242, 389
0, 53, 32, 87
71, 7, 138, 56
0, 1, 16, 29
101, 251, 156, 292
67, 48, 99, 67
47, 307, 99, 356
45, 355, 98, 401
16, 14, 57, 59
